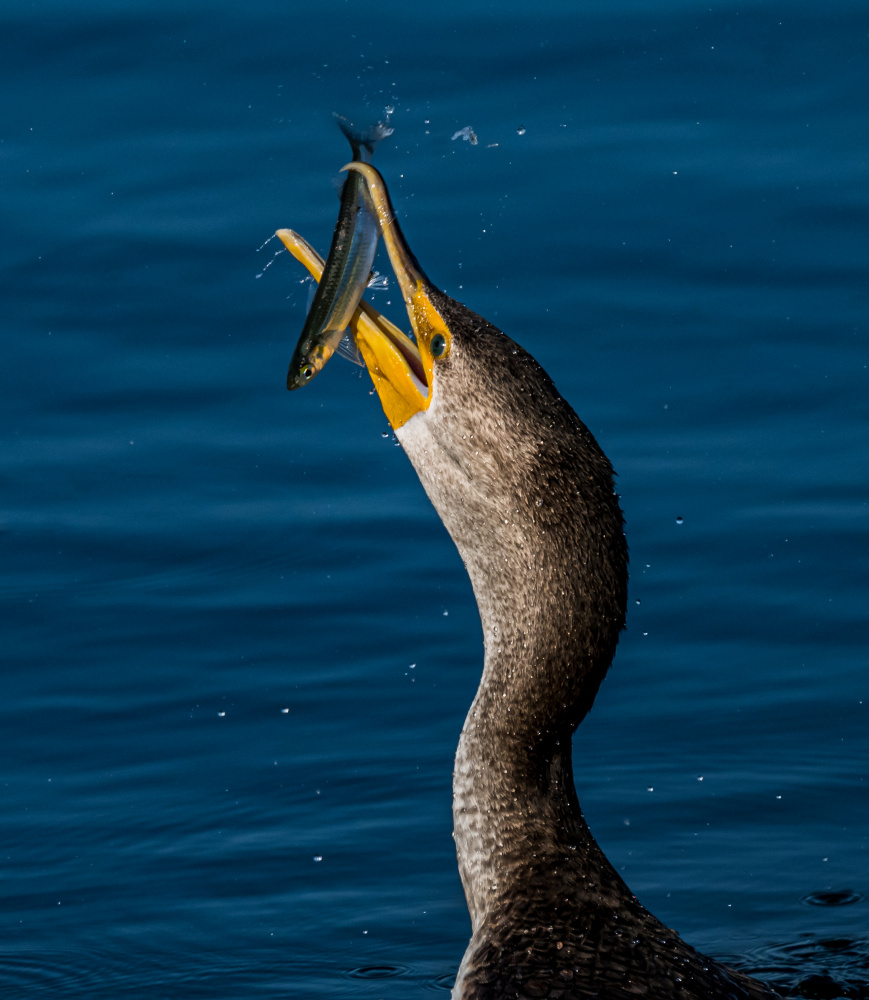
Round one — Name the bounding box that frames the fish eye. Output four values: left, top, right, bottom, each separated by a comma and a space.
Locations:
300, 364, 314, 381
430, 334, 447, 358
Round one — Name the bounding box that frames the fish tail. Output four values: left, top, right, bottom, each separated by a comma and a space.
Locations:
333, 112, 394, 163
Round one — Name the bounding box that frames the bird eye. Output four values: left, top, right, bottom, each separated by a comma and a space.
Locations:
430, 334, 447, 358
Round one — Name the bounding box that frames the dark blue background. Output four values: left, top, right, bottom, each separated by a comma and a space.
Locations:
2, 1, 866, 995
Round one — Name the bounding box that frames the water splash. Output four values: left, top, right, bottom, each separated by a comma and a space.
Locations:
255, 233, 287, 279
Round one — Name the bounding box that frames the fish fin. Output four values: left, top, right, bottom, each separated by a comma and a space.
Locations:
330, 173, 346, 198
334, 330, 364, 366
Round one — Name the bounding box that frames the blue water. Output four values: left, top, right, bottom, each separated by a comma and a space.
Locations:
3, 1, 867, 996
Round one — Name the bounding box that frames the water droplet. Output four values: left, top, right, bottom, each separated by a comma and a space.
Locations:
451, 125, 478, 145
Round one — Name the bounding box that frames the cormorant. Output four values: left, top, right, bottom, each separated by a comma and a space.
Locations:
333, 162, 784, 1000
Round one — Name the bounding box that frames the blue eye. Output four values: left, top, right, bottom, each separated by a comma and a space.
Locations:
431, 334, 447, 358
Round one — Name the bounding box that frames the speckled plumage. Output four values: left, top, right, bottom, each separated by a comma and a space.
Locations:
394, 288, 783, 1000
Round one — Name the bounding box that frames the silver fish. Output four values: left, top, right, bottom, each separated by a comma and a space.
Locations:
287, 114, 392, 390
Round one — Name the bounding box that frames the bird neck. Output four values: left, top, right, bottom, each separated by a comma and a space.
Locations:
452, 623, 613, 931
394, 364, 627, 930
442, 442, 627, 931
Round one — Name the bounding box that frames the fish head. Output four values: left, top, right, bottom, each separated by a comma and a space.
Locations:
287, 341, 329, 391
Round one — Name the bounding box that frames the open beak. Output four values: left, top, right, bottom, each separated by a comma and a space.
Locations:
341, 162, 452, 430
277, 163, 450, 430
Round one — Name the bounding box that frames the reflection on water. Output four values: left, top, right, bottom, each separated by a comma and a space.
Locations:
803, 893, 865, 910
746, 936, 869, 1000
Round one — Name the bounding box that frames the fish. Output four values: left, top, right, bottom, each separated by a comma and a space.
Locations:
276, 228, 422, 380
285, 114, 392, 390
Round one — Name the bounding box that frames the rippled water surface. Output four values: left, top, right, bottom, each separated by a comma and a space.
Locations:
3, 1, 867, 996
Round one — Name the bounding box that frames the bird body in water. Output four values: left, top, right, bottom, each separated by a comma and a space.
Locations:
292, 162, 784, 1000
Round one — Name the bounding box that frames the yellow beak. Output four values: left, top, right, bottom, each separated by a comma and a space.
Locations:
341, 163, 452, 429
278, 163, 451, 430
